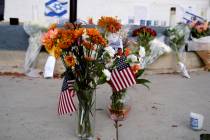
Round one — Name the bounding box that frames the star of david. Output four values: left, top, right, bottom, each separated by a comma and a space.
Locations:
54, 3, 62, 11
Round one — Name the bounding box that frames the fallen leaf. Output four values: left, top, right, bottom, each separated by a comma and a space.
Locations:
171, 125, 178, 127
96, 108, 104, 111
152, 106, 158, 110
119, 124, 123, 127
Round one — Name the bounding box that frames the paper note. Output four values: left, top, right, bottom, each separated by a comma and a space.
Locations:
44, 55, 56, 78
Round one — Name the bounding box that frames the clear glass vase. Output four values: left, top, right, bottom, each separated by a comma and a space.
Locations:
107, 89, 131, 121
76, 88, 96, 140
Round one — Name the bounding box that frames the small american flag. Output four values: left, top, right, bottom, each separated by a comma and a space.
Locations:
58, 76, 76, 115
110, 57, 136, 92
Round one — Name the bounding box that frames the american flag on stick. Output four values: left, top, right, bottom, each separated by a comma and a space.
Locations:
58, 76, 76, 115
110, 57, 136, 92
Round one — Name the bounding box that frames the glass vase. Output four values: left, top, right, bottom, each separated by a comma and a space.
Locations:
107, 89, 131, 121
76, 88, 96, 140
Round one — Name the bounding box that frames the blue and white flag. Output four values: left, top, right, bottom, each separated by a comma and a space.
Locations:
45, 0, 68, 17
182, 7, 205, 23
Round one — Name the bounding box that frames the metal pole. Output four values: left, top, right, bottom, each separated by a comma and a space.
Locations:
69, 0, 77, 23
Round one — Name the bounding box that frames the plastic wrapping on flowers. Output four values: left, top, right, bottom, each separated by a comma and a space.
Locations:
23, 22, 48, 77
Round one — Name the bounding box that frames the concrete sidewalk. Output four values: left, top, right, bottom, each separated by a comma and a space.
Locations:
0, 71, 210, 140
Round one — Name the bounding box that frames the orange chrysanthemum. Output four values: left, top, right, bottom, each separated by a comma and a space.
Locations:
74, 28, 84, 40
98, 16, 122, 33
82, 41, 95, 50
56, 29, 76, 49
86, 28, 107, 46
65, 55, 76, 67
131, 64, 141, 74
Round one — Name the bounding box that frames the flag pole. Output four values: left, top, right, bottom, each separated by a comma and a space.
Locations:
69, 0, 77, 23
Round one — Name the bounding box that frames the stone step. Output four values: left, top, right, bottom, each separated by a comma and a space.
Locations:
0, 50, 205, 75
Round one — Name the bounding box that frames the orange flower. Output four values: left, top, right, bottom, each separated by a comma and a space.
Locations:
124, 48, 131, 56
82, 41, 95, 50
87, 17, 94, 24
86, 28, 107, 46
65, 55, 76, 67
64, 23, 75, 29
56, 29, 76, 49
131, 64, 141, 74
74, 28, 84, 39
84, 56, 95, 61
98, 16, 122, 33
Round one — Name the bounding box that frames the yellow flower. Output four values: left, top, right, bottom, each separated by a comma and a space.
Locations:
53, 47, 62, 59
48, 23, 57, 30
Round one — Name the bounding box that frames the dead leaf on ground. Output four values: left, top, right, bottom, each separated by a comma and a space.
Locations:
171, 125, 178, 127
152, 106, 158, 110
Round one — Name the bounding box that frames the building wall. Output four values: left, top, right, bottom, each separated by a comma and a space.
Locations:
4, 0, 210, 24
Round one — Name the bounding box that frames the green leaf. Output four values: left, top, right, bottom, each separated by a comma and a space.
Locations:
141, 83, 150, 89
136, 69, 145, 78
136, 79, 151, 89
97, 74, 107, 85
136, 79, 150, 84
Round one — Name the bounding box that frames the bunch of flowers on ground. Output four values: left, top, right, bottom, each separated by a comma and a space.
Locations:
132, 26, 157, 55
190, 20, 210, 39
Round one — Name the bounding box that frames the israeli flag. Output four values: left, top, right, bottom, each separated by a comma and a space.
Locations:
45, 0, 68, 17
182, 7, 205, 23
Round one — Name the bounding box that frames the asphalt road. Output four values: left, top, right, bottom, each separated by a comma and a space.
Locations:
0, 71, 210, 140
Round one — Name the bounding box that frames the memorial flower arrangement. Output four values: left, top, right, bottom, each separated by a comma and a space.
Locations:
132, 26, 157, 55
190, 21, 210, 39
97, 16, 150, 121
164, 27, 185, 58
164, 23, 191, 78
105, 47, 150, 121
189, 20, 210, 71
42, 23, 110, 139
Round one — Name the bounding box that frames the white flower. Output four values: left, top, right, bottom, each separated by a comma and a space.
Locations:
127, 54, 138, 62
102, 69, 111, 81
104, 46, 116, 57
82, 29, 89, 40
139, 46, 146, 58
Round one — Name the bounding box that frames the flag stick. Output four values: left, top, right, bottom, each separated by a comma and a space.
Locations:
70, 0, 77, 23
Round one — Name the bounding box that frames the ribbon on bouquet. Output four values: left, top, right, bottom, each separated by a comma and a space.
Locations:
58, 76, 76, 115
